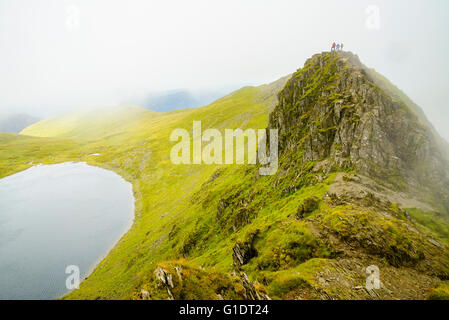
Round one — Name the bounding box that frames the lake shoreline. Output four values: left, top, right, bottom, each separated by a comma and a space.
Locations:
58, 161, 137, 300
0, 162, 136, 300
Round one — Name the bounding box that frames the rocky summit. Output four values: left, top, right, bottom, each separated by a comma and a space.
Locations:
269, 51, 449, 212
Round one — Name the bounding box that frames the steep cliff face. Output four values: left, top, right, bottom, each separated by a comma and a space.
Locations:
269, 51, 449, 213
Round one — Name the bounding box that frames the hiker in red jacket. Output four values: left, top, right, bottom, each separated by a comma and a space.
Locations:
331, 42, 336, 51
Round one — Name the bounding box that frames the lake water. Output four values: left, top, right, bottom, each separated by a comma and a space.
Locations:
0, 162, 134, 300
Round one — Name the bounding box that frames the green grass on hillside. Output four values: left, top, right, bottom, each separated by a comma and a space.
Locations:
1, 67, 449, 300
0, 77, 290, 299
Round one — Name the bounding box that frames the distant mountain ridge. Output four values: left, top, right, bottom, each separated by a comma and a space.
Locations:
140, 89, 230, 112
0, 113, 39, 133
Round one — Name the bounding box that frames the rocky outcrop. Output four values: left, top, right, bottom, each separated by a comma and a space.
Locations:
268, 51, 449, 213
239, 272, 270, 300
232, 230, 259, 268
137, 261, 270, 300
154, 266, 175, 300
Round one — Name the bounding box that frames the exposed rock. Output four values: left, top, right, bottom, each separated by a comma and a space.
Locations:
268, 51, 449, 212
216, 198, 229, 220
231, 207, 255, 231
140, 290, 151, 300
154, 266, 174, 288
240, 272, 270, 300
232, 230, 259, 268
154, 266, 175, 300
136, 262, 272, 300
403, 210, 413, 223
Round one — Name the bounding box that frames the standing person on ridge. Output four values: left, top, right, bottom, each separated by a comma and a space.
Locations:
336, 43, 340, 51
331, 42, 336, 51
341, 43, 344, 51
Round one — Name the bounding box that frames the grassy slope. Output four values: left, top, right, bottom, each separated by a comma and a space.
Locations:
2, 61, 449, 299
21, 106, 156, 140
0, 133, 81, 177
0, 78, 288, 299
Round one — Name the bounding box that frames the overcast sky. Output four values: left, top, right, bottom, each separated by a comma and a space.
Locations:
1, 0, 448, 140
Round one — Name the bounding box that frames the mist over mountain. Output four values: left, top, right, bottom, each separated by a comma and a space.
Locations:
2, 0, 449, 143
135, 89, 232, 112
0, 113, 40, 133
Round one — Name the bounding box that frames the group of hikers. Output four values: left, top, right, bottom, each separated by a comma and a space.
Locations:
331, 42, 344, 51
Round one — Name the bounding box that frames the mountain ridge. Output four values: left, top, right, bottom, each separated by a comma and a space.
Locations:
126, 52, 449, 300
2, 52, 449, 300
269, 51, 449, 214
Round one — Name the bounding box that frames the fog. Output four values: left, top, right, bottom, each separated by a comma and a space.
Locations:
1, 0, 448, 140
